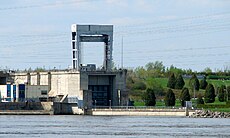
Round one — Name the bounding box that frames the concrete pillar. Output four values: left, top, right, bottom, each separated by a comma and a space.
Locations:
48, 72, 51, 92
37, 72, 40, 85
27, 73, 31, 85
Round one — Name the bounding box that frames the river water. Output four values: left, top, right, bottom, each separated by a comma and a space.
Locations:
0, 115, 229, 137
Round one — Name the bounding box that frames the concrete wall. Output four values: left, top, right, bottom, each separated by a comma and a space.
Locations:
0, 102, 46, 110
26, 85, 48, 100
0, 85, 7, 100
52, 102, 83, 115
13, 71, 83, 103
91, 109, 195, 116
12, 70, 127, 108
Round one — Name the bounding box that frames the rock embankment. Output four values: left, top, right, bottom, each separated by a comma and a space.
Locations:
190, 110, 230, 118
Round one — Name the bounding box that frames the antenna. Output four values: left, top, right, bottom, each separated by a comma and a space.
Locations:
121, 36, 124, 69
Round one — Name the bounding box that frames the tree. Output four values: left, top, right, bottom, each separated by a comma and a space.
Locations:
227, 86, 230, 101
146, 77, 164, 97
189, 74, 200, 91
145, 61, 165, 77
142, 88, 156, 106
135, 66, 147, 80
167, 73, 176, 89
166, 65, 184, 76
218, 85, 226, 102
203, 67, 212, 75
199, 77, 208, 89
175, 74, 185, 89
180, 87, 191, 107
145, 61, 165, 72
164, 89, 175, 106
133, 81, 146, 90
204, 84, 215, 103
196, 94, 204, 104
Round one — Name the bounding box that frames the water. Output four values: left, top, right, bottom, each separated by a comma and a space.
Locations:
0, 115, 230, 138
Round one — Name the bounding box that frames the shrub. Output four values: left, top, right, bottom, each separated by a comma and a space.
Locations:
167, 73, 176, 89
199, 77, 208, 89
227, 86, 230, 101
180, 87, 191, 107
164, 89, 175, 106
175, 74, 185, 89
204, 84, 215, 103
133, 81, 146, 90
142, 88, 156, 106
189, 74, 200, 91
218, 85, 226, 102
196, 94, 204, 104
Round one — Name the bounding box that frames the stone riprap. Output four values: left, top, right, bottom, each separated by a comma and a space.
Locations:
190, 110, 230, 118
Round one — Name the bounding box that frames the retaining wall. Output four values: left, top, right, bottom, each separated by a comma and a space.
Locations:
91, 109, 195, 116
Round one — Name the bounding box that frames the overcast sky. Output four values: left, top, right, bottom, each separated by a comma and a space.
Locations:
0, 0, 229, 71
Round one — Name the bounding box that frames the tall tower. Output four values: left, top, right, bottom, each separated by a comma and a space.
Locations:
71, 24, 113, 71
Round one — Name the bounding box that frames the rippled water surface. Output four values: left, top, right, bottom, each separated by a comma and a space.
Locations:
0, 115, 230, 137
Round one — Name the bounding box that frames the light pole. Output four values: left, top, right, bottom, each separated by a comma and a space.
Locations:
95, 100, 97, 111
109, 100, 111, 109
193, 83, 196, 100
227, 86, 228, 101
223, 81, 228, 101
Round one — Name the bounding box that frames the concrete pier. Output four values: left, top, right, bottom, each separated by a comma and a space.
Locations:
0, 110, 51, 115
90, 108, 195, 116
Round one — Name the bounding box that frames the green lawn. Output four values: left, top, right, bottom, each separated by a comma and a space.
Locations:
155, 77, 230, 90
132, 78, 230, 112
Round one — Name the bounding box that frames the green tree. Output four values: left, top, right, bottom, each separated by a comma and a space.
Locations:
203, 67, 212, 75
142, 88, 156, 106
146, 77, 164, 97
133, 81, 146, 90
135, 66, 147, 80
189, 74, 200, 91
145, 61, 165, 72
166, 65, 184, 76
145, 61, 165, 77
218, 85, 226, 102
199, 77, 208, 89
204, 84, 215, 103
175, 74, 185, 89
227, 86, 230, 101
196, 94, 204, 104
164, 89, 175, 106
167, 73, 176, 89
180, 87, 191, 107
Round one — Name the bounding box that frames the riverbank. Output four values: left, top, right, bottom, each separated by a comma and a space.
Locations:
190, 110, 230, 118
0, 110, 51, 115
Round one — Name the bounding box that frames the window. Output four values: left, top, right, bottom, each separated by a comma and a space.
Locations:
72, 32, 76, 40
41, 90, 47, 95
72, 42, 76, 49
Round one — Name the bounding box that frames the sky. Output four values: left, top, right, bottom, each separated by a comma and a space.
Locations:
0, 0, 230, 72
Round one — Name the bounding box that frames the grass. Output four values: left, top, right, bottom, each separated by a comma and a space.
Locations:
154, 78, 230, 90
131, 78, 230, 112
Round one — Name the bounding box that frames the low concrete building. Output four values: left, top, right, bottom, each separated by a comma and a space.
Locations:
11, 69, 128, 109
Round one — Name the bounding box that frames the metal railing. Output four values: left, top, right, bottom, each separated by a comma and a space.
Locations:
92, 106, 188, 110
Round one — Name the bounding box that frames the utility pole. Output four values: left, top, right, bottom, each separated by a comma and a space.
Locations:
193, 83, 196, 100
223, 81, 228, 101
226, 86, 228, 101
121, 36, 123, 69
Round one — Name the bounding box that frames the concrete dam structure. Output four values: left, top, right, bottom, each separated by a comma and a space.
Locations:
0, 24, 129, 115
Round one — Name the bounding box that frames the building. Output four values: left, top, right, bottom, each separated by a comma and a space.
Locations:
1, 24, 128, 110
